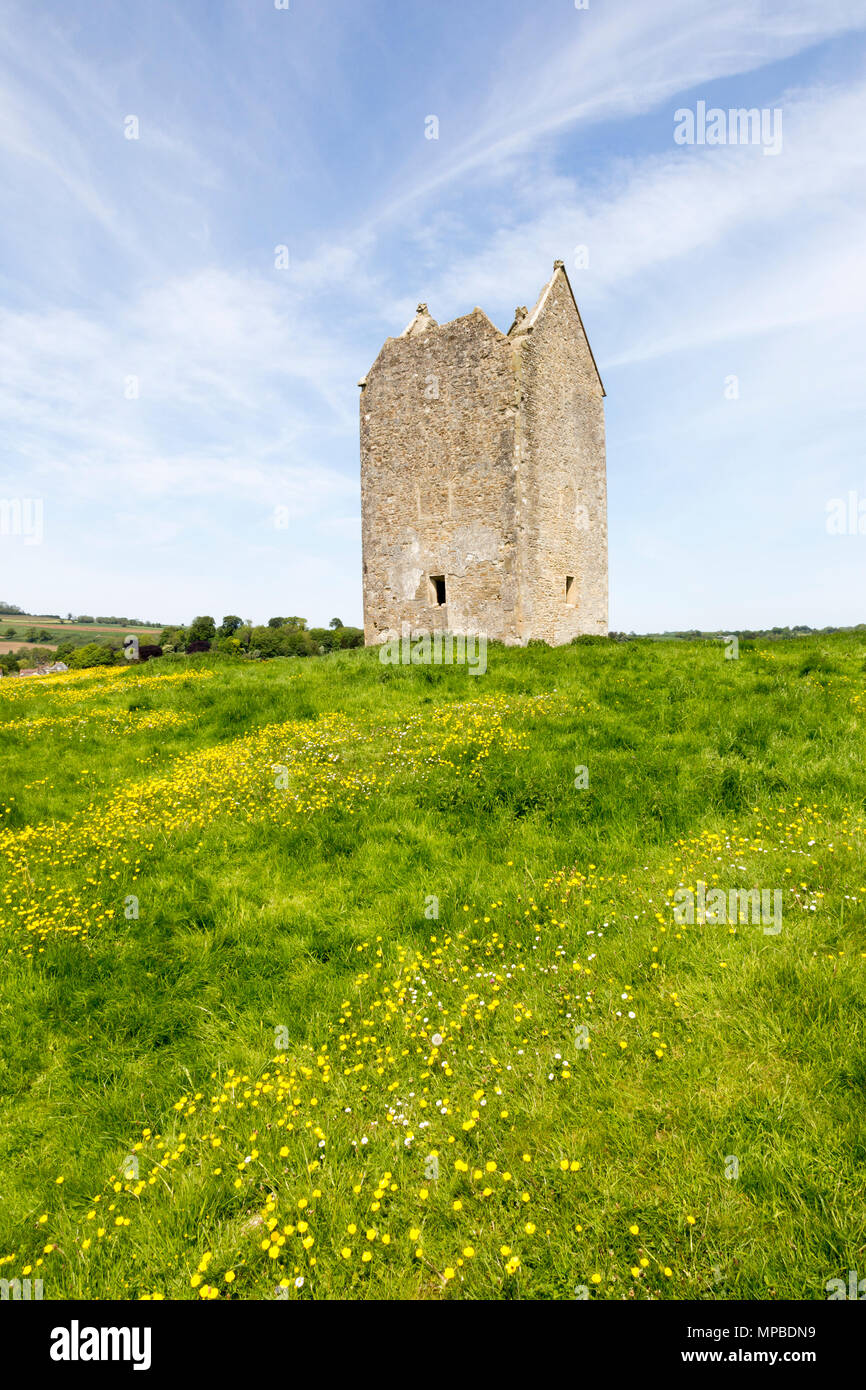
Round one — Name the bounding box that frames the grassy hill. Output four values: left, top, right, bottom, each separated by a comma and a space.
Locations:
0, 636, 863, 1300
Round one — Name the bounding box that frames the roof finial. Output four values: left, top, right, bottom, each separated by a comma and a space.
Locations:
399, 303, 438, 337
553, 259, 565, 270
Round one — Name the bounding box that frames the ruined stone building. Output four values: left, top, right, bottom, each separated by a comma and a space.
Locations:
359, 261, 607, 646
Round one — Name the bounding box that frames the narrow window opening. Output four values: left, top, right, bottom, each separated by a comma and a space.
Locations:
565, 575, 576, 606
430, 574, 447, 606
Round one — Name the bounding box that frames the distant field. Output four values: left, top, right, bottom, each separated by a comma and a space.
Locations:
0, 640, 58, 654
0, 637, 863, 1301
15, 617, 158, 631
0, 618, 160, 641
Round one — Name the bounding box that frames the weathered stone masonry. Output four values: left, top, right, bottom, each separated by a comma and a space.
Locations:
359, 261, 607, 646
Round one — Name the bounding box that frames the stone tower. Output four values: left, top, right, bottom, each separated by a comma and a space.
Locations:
359, 261, 607, 646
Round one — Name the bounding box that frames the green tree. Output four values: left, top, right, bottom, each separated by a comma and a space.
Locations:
218, 615, 242, 638
329, 617, 343, 629
250, 626, 287, 656
187, 616, 216, 643
285, 629, 316, 657
70, 642, 115, 669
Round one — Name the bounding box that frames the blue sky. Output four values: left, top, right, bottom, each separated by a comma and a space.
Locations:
1, 0, 865, 630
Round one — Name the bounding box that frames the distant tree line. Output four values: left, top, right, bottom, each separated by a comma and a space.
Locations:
0, 612, 363, 675
8, 609, 856, 677
157, 615, 363, 659
612, 624, 866, 642
68, 615, 160, 626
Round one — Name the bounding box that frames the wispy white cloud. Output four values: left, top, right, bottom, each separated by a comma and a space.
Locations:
371, 0, 866, 224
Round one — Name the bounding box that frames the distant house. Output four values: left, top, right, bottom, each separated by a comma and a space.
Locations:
16, 661, 69, 678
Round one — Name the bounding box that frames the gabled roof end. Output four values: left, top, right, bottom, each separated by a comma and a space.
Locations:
509, 260, 605, 396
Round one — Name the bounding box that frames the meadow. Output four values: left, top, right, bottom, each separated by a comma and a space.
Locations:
0, 635, 863, 1301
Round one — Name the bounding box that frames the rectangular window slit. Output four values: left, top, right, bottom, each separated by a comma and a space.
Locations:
565, 575, 576, 606
430, 575, 447, 606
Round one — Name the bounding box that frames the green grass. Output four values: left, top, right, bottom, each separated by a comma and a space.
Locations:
0, 636, 864, 1300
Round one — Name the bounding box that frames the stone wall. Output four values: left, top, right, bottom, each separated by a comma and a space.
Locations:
513, 268, 608, 642
360, 309, 521, 644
